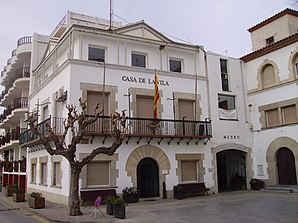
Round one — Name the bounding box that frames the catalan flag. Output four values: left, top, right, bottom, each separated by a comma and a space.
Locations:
153, 71, 160, 119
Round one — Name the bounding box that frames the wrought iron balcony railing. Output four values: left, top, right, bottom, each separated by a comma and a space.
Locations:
0, 97, 28, 122
20, 116, 212, 146
19, 117, 65, 145
17, 36, 32, 46
0, 67, 30, 101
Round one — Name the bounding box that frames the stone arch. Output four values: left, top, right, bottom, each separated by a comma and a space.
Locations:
125, 145, 171, 197
211, 143, 253, 193
288, 47, 298, 80
257, 59, 280, 89
266, 137, 298, 185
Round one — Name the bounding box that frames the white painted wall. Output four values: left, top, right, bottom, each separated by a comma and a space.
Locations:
207, 52, 252, 148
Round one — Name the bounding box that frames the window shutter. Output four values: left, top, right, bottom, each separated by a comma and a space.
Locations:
266, 109, 279, 127
283, 105, 297, 124
181, 160, 197, 182
87, 162, 110, 186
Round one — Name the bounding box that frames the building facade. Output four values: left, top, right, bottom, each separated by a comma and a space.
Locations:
241, 8, 298, 186
0, 36, 32, 193
0, 9, 297, 205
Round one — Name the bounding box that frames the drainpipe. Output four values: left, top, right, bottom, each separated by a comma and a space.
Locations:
202, 48, 212, 119
240, 61, 248, 123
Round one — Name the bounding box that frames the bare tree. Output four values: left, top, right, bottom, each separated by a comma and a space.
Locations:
27, 98, 127, 216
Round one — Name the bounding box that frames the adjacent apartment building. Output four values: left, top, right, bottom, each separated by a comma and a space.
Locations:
0, 8, 297, 205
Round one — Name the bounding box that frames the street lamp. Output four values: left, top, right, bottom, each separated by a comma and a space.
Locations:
167, 93, 176, 120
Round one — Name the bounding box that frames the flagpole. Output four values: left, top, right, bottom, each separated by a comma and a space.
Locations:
153, 69, 160, 120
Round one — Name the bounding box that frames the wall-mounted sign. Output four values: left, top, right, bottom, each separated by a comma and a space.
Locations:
121, 75, 170, 86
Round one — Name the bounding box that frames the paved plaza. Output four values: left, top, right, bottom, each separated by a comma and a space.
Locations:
0, 191, 297, 222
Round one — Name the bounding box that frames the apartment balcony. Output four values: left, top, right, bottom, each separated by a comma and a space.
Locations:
0, 127, 26, 151
1, 159, 26, 173
1, 36, 32, 82
0, 67, 30, 104
0, 97, 28, 128
20, 116, 212, 147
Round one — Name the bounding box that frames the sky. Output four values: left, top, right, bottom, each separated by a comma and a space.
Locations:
0, 0, 297, 70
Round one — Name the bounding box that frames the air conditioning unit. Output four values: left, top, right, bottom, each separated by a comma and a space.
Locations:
55, 88, 67, 101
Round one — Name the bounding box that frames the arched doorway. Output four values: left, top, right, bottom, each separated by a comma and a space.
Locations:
277, 148, 297, 185
217, 149, 247, 192
137, 157, 159, 198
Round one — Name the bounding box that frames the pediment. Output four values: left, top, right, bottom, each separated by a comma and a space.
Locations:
115, 22, 171, 43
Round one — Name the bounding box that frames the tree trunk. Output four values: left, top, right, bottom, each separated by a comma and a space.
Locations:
69, 166, 83, 216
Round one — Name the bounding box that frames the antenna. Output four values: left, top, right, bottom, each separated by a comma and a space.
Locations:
109, 0, 113, 30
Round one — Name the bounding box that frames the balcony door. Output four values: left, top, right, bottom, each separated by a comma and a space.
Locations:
136, 96, 153, 118
87, 91, 109, 115
177, 99, 195, 136
87, 91, 109, 133
135, 96, 154, 134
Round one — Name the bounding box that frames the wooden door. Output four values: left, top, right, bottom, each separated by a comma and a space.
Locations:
277, 148, 297, 185
137, 158, 159, 198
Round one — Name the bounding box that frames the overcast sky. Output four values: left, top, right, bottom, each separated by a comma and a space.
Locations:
0, 0, 297, 69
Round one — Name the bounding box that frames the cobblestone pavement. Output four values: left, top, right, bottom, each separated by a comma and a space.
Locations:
0, 191, 297, 223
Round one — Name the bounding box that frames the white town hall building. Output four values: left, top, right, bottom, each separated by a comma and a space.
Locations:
0, 8, 297, 205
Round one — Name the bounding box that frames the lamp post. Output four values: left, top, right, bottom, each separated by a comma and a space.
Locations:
167, 93, 176, 120
167, 93, 176, 135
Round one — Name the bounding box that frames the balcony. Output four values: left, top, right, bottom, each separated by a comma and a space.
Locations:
20, 116, 212, 146
1, 35, 31, 80
17, 36, 32, 46
0, 67, 30, 102
0, 127, 26, 151
0, 97, 28, 123
1, 159, 26, 173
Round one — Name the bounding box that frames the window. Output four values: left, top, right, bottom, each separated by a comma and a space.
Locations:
181, 160, 198, 182
170, 59, 182, 73
261, 64, 275, 88
218, 95, 235, 110
259, 99, 298, 128
132, 53, 146, 68
220, 59, 229, 91
52, 162, 61, 187
88, 47, 105, 62
87, 162, 110, 186
218, 95, 237, 120
282, 105, 297, 124
31, 163, 36, 183
40, 162, 47, 185
266, 36, 274, 46
266, 109, 279, 127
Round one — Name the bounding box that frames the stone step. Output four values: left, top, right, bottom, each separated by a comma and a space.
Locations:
260, 188, 294, 193
260, 185, 298, 193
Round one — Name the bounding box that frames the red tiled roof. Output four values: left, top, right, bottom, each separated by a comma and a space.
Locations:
240, 32, 298, 62
248, 8, 298, 33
